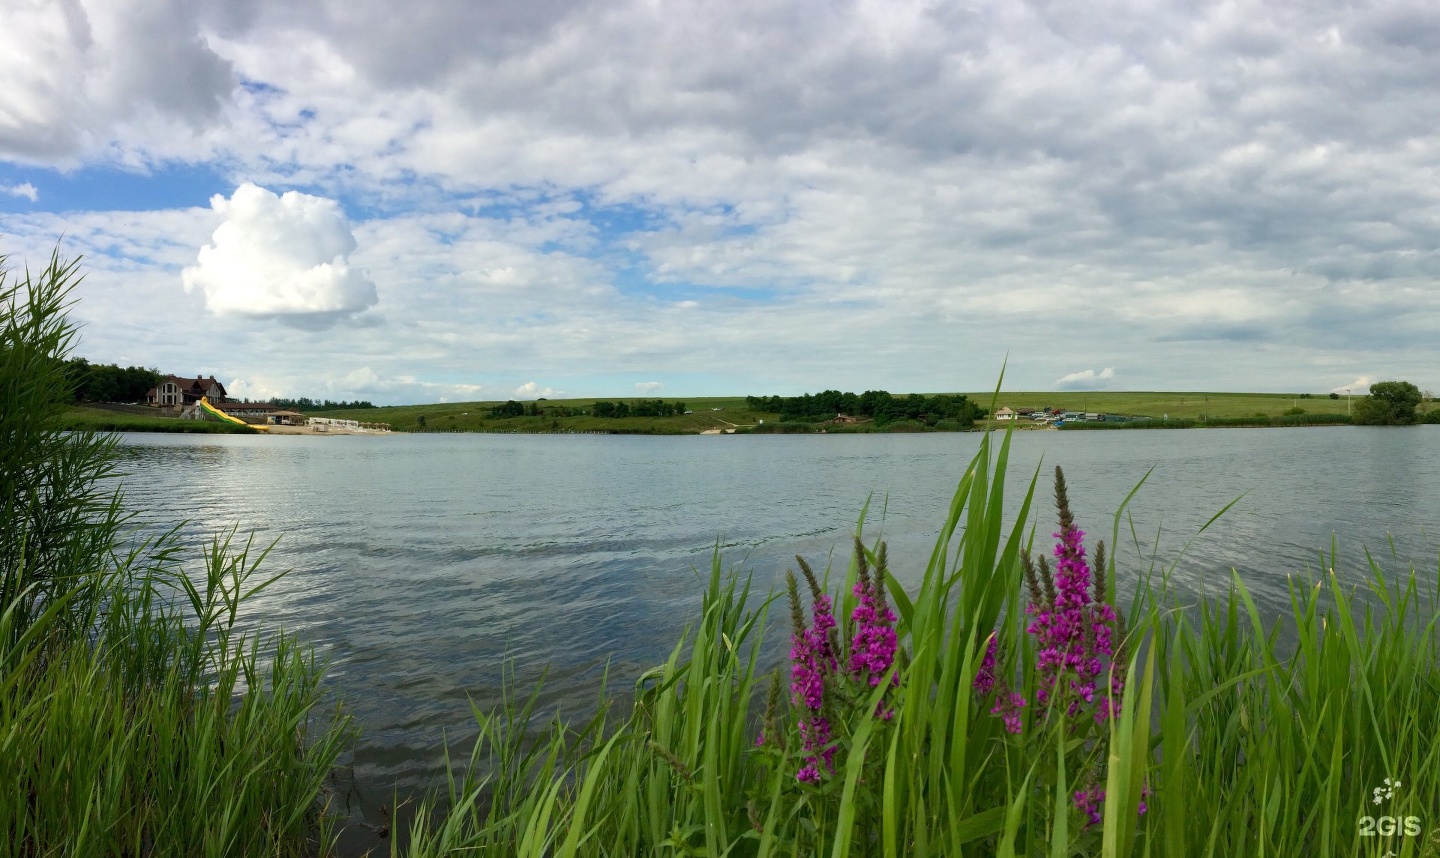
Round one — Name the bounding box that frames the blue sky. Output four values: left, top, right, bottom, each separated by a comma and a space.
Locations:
3, 0, 1440, 404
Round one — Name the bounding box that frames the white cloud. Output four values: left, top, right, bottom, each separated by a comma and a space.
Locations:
2, 183, 38, 202
225, 376, 281, 402
514, 381, 559, 399
634, 381, 664, 393
1055, 367, 1117, 391
182, 182, 378, 329
1332, 377, 1374, 395
339, 366, 384, 390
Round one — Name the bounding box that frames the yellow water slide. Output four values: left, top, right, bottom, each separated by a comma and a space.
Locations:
198, 397, 268, 431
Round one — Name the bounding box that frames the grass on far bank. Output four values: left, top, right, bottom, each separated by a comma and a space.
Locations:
63, 405, 256, 433
319, 390, 1375, 433
321, 396, 773, 433
980, 390, 1360, 421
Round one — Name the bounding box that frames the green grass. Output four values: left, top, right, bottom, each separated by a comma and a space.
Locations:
0, 533, 351, 855
322, 396, 773, 433
321, 391, 1388, 434
63, 405, 257, 433
973, 390, 1358, 421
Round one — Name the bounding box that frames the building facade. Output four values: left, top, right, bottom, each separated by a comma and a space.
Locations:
147, 375, 227, 408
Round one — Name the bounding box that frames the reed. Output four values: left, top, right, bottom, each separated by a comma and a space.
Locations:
1, 250, 349, 856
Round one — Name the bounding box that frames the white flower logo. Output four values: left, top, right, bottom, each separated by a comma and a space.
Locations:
1373, 778, 1402, 805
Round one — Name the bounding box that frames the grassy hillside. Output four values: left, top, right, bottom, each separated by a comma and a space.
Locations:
63, 406, 256, 434
320, 396, 772, 433
318, 391, 1364, 433
978, 390, 1355, 421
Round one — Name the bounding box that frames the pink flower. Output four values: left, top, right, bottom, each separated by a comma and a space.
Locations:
849, 579, 898, 686
789, 587, 841, 782
1025, 526, 1120, 721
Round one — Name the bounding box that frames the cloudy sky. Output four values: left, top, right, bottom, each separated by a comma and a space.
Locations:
2, 0, 1437, 403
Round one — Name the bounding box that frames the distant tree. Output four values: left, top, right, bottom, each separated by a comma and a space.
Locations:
416, 414, 426, 428
1353, 381, 1423, 425
1329, 392, 1340, 400
489, 400, 525, 418
758, 389, 984, 426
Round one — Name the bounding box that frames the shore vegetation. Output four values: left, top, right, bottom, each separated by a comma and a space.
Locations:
314, 388, 1440, 434
62, 404, 258, 433
2, 250, 346, 855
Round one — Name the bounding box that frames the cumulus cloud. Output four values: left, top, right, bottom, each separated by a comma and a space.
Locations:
182, 182, 378, 329
2, 183, 38, 202
1056, 368, 1117, 391
634, 381, 664, 393
514, 381, 559, 399
225, 376, 282, 402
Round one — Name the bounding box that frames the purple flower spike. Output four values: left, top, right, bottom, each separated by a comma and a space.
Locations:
850, 579, 898, 688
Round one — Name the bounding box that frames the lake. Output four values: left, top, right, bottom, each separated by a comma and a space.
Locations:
114, 426, 1440, 843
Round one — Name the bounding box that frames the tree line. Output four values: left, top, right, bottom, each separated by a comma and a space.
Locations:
746, 390, 988, 426
65, 359, 162, 404
489, 399, 689, 419
268, 397, 376, 411
592, 399, 688, 418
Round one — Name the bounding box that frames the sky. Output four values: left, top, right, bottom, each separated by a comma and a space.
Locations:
2, 0, 1438, 404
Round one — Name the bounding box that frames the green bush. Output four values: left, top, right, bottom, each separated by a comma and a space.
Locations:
1354, 381, 1424, 425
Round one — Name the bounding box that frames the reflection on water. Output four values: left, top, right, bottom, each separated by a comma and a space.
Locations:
114, 427, 1440, 847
